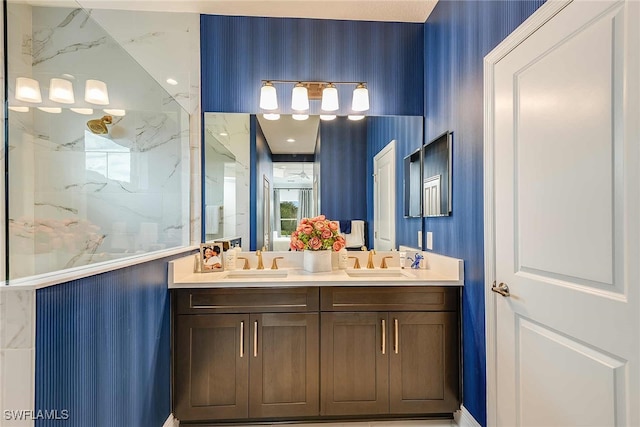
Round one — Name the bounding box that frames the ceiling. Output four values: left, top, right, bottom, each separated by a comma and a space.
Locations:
257, 115, 320, 155
73, 0, 439, 23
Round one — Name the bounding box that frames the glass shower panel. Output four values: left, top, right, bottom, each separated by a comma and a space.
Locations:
6, 3, 190, 280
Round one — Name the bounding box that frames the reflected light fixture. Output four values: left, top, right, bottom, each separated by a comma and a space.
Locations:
321, 83, 339, 111
85, 79, 110, 105
70, 108, 94, 115
292, 114, 309, 121
103, 108, 126, 117
49, 78, 75, 104
15, 77, 42, 103
348, 115, 365, 121
263, 113, 280, 121
8, 106, 29, 113
37, 107, 62, 114
351, 83, 369, 112
291, 83, 309, 111
320, 114, 336, 121
260, 81, 278, 110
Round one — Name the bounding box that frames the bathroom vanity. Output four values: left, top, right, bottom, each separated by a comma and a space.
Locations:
169, 251, 463, 424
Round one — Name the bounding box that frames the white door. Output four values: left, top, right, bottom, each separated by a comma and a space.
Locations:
374, 140, 396, 251
485, 1, 639, 426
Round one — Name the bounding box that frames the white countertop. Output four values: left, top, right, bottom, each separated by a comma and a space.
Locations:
169, 251, 464, 289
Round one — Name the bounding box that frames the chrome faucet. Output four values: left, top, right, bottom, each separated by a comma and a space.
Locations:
366, 250, 376, 269
256, 250, 264, 270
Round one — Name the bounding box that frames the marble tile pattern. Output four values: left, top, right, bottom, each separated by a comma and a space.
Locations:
7, 5, 195, 278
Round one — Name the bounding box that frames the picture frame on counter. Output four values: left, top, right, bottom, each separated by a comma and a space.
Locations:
200, 242, 224, 273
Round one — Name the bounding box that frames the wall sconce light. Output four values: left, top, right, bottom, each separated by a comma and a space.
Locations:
49, 78, 75, 104
15, 77, 42, 103
259, 80, 370, 115
85, 79, 110, 105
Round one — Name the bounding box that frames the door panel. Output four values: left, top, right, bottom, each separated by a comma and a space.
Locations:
321, 312, 389, 415
249, 313, 319, 418
491, 1, 639, 425
374, 141, 396, 250
389, 312, 459, 414
175, 314, 249, 421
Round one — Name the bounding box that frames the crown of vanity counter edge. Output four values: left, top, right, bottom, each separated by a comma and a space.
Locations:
169, 248, 464, 288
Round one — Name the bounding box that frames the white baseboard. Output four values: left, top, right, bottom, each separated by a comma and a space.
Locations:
454, 405, 482, 427
162, 413, 178, 427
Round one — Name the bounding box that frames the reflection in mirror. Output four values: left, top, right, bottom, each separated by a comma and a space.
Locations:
204, 113, 424, 251
423, 131, 452, 217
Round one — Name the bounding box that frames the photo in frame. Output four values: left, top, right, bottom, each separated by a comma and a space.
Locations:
200, 242, 224, 272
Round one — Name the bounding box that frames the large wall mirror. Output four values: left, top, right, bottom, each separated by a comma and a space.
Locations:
203, 113, 424, 251
423, 131, 452, 217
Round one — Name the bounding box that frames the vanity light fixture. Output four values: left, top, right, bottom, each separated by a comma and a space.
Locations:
48, 78, 75, 104
85, 79, 110, 105
15, 77, 42, 103
259, 80, 370, 114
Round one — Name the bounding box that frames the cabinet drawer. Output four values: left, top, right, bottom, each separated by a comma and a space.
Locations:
320, 286, 458, 312
176, 287, 320, 314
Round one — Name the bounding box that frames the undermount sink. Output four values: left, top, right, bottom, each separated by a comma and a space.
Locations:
345, 268, 409, 278
226, 269, 288, 279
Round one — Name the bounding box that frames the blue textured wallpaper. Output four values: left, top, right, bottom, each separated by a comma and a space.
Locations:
423, 1, 545, 425
319, 117, 368, 220
200, 15, 424, 116
35, 252, 191, 427
366, 116, 424, 248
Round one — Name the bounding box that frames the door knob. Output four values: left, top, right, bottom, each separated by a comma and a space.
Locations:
491, 281, 510, 297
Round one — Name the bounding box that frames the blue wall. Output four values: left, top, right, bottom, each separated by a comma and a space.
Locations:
422, 1, 545, 424
319, 117, 368, 220
200, 15, 424, 116
35, 253, 190, 427
366, 116, 424, 248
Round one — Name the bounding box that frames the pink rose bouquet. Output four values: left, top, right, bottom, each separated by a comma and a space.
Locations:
289, 214, 346, 251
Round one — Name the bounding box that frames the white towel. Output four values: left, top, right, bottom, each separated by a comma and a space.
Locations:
206, 205, 220, 234
345, 220, 365, 248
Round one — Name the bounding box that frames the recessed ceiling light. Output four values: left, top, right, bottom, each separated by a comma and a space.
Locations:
219, 132, 228, 136
286, 138, 295, 143
166, 78, 178, 86
62, 73, 75, 80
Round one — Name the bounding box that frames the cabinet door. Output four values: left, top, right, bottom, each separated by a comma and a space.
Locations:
249, 313, 319, 418
175, 314, 249, 421
389, 312, 459, 414
321, 312, 389, 415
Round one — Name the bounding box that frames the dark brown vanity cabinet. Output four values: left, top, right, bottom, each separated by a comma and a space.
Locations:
320, 287, 460, 416
173, 286, 460, 423
174, 288, 320, 422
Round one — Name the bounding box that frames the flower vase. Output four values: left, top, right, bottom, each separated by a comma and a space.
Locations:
303, 250, 332, 273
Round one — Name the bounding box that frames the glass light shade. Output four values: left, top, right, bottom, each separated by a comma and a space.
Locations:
348, 115, 365, 121
49, 78, 75, 104
291, 83, 309, 111
85, 79, 110, 105
15, 77, 42, 103
292, 114, 309, 121
319, 114, 336, 121
263, 113, 280, 121
259, 82, 278, 110
8, 106, 29, 113
321, 84, 339, 111
351, 83, 369, 112
70, 108, 94, 115
37, 107, 62, 114
104, 108, 126, 116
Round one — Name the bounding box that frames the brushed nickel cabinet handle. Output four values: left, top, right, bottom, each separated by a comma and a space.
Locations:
253, 320, 258, 357
240, 321, 244, 358
381, 319, 386, 354
394, 318, 399, 354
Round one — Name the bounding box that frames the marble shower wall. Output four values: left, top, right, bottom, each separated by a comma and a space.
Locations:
6, 5, 192, 279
